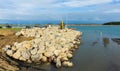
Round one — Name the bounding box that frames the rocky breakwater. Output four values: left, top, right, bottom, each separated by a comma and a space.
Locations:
3, 26, 82, 68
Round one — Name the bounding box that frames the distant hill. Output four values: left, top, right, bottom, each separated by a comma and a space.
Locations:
103, 22, 120, 25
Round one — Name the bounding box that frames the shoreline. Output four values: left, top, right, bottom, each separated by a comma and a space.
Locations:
0, 24, 120, 29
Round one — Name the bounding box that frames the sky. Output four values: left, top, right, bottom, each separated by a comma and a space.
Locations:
0, 0, 120, 24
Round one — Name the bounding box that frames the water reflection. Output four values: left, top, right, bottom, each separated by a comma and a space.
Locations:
92, 41, 98, 46
111, 38, 120, 45
102, 38, 110, 47
107, 61, 120, 71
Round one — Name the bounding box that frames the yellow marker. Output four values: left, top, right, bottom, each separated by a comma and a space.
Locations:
62, 20, 64, 28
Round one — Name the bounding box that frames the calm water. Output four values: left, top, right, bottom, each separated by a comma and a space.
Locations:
20, 26, 120, 71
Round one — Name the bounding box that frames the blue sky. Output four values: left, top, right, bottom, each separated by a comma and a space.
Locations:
0, 0, 120, 24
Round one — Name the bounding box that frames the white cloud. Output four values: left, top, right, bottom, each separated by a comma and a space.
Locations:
62, 0, 112, 7
0, 0, 119, 22
93, 17, 102, 21
104, 9, 120, 13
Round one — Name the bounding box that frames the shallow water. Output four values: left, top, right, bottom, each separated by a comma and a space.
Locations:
19, 26, 120, 71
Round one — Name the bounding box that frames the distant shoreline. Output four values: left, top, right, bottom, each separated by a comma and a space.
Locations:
66, 24, 120, 26
0, 24, 120, 28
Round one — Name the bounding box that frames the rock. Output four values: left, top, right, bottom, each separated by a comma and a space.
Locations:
30, 47, 37, 55
11, 46, 16, 51
62, 61, 73, 67
27, 59, 32, 63
21, 50, 30, 59
59, 52, 67, 58
47, 46, 56, 52
24, 43, 32, 49
67, 53, 73, 58
6, 50, 13, 56
61, 57, 68, 61
56, 58, 61, 68
74, 45, 79, 49
62, 61, 68, 66
67, 62, 73, 67
54, 50, 61, 56
16, 32, 22, 36
44, 52, 53, 57
19, 56, 26, 61
31, 54, 42, 62
3, 45, 11, 51
6, 45, 11, 48
37, 48, 44, 54
17, 47, 26, 52
13, 51, 21, 59
41, 56, 47, 62
33, 44, 38, 48
14, 42, 18, 47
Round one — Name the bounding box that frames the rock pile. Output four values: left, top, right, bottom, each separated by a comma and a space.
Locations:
3, 26, 82, 68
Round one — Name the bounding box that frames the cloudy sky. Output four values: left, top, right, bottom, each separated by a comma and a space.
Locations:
0, 0, 120, 24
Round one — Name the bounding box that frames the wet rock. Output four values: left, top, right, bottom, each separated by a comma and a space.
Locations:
67, 62, 73, 67
56, 57, 61, 68
62, 61, 73, 67
61, 57, 68, 61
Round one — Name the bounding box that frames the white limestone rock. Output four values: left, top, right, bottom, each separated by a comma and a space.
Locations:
21, 50, 30, 59
6, 50, 13, 56
13, 51, 21, 59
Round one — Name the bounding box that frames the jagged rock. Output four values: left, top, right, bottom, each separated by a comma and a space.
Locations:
54, 50, 61, 56
61, 57, 68, 61
14, 42, 19, 47
56, 57, 61, 68
30, 47, 37, 55
6, 45, 11, 48
24, 43, 32, 49
19, 56, 26, 61
21, 50, 30, 59
62, 61, 68, 66
31, 53, 42, 62
37, 48, 44, 54
6, 50, 13, 56
13, 51, 21, 59
67, 62, 73, 67
3, 45, 11, 51
11, 46, 16, 51
15, 32, 22, 36
67, 53, 73, 58
44, 52, 53, 58
41, 56, 47, 62
62, 61, 73, 67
